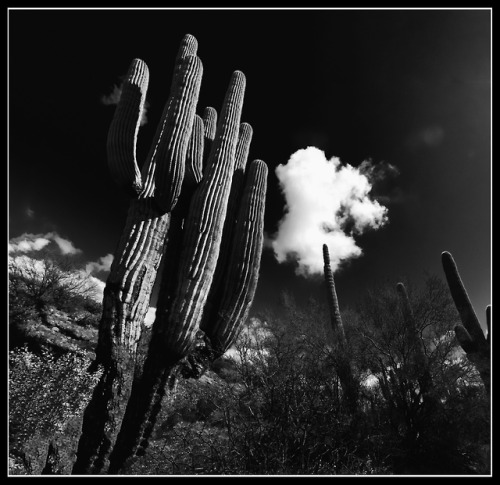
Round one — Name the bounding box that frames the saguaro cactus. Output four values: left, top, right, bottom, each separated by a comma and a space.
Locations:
323, 244, 347, 344
73, 35, 202, 475
441, 251, 490, 393
322, 244, 357, 411
74, 34, 268, 475
108, 72, 267, 473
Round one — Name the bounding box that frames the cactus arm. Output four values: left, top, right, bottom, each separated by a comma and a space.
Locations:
202, 106, 217, 140
160, 70, 246, 357
139, 34, 199, 207
183, 114, 204, 188
441, 251, 486, 345
441, 251, 490, 392
151, 55, 203, 212
205, 159, 268, 354
106, 58, 149, 194
201, 122, 253, 330
454, 324, 475, 354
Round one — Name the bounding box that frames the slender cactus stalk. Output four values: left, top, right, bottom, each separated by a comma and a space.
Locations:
323, 244, 347, 344
441, 251, 490, 393
322, 244, 357, 412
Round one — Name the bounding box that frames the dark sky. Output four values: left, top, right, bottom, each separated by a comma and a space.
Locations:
8, 8, 491, 330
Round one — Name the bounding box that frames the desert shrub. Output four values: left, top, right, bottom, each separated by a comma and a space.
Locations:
348, 276, 490, 474
128, 314, 391, 475
9, 346, 103, 474
8, 252, 102, 329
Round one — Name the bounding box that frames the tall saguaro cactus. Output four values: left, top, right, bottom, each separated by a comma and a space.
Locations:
73, 35, 202, 475
441, 251, 490, 393
74, 34, 268, 475
108, 73, 267, 473
322, 244, 357, 411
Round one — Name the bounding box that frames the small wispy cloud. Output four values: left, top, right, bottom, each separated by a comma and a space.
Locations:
25, 207, 35, 218
270, 147, 390, 276
85, 253, 114, 274
101, 85, 123, 106
101, 81, 149, 126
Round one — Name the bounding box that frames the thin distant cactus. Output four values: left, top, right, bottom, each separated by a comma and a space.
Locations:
322, 244, 357, 411
73, 34, 268, 474
441, 251, 490, 393
323, 244, 347, 344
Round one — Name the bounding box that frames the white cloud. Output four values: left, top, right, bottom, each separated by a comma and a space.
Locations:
101, 83, 149, 126
8, 232, 82, 255
101, 84, 122, 106
50, 233, 82, 255
270, 147, 389, 276
87, 275, 106, 303
8, 236, 51, 253
86, 253, 114, 274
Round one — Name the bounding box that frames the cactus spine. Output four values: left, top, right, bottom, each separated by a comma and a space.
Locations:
74, 35, 268, 475
441, 251, 490, 393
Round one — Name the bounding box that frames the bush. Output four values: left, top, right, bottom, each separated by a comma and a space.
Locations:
9, 346, 103, 474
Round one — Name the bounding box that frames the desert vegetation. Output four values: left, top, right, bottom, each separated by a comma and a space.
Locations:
8, 32, 490, 475
9, 252, 490, 475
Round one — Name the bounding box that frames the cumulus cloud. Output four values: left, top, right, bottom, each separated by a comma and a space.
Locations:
270, 147, 389, 276
8, 232, 82, 255
86, 253, 114, 274
101, 82, 149, 126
